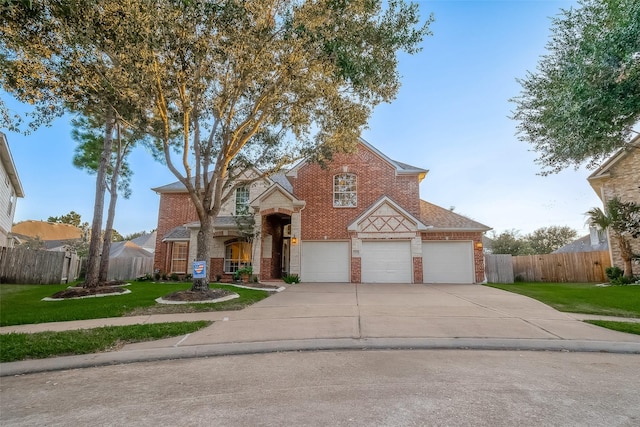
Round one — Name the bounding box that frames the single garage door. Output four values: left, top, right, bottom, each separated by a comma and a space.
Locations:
361, 241, 412, 283
301, 241, 350, 282
422, 241, 474, 283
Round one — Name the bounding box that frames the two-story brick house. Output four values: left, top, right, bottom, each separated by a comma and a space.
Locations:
153, 139, 491, 283
0, 132, 24, 248
588, 135, 640, 276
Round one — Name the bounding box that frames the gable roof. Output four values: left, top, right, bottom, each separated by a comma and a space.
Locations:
552, 234, 609, 254
109, 241, 154, 258
286, 137, 428, 181
0, 132, 24, 197
130, 231, 157, 253
348, 196, 430, 232
420, 200, 491, 232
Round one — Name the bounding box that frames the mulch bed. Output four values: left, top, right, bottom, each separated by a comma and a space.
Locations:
162, 289, 235, 302
51, 281, 128, 299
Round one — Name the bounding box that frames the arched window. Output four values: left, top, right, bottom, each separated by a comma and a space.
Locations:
333, 173, 357, 207
224, 240, 252, 273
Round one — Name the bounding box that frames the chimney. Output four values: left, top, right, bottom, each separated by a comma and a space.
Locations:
589, 226, 600, 246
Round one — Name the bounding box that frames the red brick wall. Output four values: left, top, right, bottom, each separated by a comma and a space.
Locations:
351, 257, 361, 283
413, 257, 423, 283
153, 192, 199, 273
422, 232, 485, 283
292, 144, 421, 240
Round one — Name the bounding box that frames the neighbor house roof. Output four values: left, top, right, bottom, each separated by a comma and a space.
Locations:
0, 132, 24, 198
109, 241, 154, 258
11, 220, 83, 240
130, 231, 157, 253
587, 134, 640, 199
420, 200, 491, 232
553, 234, 609, 254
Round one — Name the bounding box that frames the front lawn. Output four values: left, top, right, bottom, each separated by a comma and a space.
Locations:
0, 321, 211, 362
0, 282, 269, 326
485, 282, 640, 318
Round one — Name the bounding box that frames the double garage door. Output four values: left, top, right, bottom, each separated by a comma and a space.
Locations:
301, 240, 474, 283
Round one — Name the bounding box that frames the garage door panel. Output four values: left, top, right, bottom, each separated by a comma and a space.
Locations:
362, 241, 412, 283
301, 242, 350, 282
422, 241, 474, 284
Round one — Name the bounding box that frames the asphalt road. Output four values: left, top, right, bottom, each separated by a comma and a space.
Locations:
2, 349, 639, 426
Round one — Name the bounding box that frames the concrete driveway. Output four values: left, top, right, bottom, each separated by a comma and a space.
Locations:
142, 283, 640, 347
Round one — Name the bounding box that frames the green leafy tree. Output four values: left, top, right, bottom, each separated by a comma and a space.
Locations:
587, 197, 640, 278
1, 1, 153, 287
48, 211, 83, 228
2, 0, 432, 293
490, 230, 535, 256
525, 226, 578, 254
511, 0, 640, 175
132, 0, 432, 291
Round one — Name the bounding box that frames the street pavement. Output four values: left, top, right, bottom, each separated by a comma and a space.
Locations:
1, 283, 639, 376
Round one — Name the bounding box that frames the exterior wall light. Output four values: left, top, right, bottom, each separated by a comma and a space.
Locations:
291, 236, 298, 245
475, 242, 483, 250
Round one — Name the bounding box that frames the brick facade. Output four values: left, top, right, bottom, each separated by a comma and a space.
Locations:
590, 144, 640, 275
291, 144, 421, 240
153, 193, 199, 273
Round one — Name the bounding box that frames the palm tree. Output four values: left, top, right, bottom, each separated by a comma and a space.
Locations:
587, 197, 637, 278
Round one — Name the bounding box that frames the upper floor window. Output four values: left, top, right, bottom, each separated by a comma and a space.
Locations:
334, 173, 357, 207
7, 189, 14, 216
235, 186, 250, 215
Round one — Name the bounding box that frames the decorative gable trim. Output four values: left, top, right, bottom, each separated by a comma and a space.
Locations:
251, 182, 306, 213
348, 196, 430, 236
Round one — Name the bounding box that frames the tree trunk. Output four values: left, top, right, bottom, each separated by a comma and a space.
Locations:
98, 181, 118, 282
98, 123, 124, 283
191, 216, 212, 292
619, 237, 634, 278
84, 109, 115, 288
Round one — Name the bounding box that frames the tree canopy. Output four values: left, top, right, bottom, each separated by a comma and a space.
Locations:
490, 226, 578, 255
511, 0, 640, 175
1, 0, 432, 292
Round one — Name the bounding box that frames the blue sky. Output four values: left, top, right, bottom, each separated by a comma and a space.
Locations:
3, 0, 602, 238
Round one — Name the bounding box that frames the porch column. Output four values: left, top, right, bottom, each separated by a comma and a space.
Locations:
289, 210, 302, 275
251, 212, 262, 277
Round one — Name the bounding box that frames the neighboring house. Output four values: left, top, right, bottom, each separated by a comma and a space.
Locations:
553, 227, 609, 254
152, 139, 491, 284
587, 135, 640, 275
109, 240, 154, 258
0, 132, 25, 247
11, 220, 83, 250
130, 231, 157, 254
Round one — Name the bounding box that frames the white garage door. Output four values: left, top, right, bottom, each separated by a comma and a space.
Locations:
422, 241, 474, 283
301, 241, 350, 282
361, 241, 412, 283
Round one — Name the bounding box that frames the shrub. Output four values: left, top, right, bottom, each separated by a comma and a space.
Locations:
169, 273, 179, 281
606, 266, 624, 281
283, 274, 300, 284
136, 273, 153, 282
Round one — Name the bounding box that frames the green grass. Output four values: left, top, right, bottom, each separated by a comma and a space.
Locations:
0, 282, 269, 326
584, 320, 640, 336
0, 321, 211, 362
485, 282, 640, 318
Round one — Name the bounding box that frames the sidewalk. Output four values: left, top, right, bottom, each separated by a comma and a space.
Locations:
2, 283, 639, 376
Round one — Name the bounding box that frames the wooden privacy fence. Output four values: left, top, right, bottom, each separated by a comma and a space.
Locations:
107, 257, 154, 281
0, 247, 81, 284
485, 251, 611, 283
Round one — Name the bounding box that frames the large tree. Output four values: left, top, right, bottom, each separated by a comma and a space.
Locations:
587, 197, 640, 278
2, 1, 431, 293
511, 0, 640, 175
126, 0, 432, 291
1, 1, 152, 287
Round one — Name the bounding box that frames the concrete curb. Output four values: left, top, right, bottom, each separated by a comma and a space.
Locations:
2, 337, 640, 377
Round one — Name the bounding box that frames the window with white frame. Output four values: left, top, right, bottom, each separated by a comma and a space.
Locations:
333, 173, 357, 207
7, 189, 14, 216
224, 241, 252, 273
235, 186, 250, 215
170, 242, 188, 274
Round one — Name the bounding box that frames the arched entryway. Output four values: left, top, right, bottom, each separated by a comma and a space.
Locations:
261, 213, 292, 280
